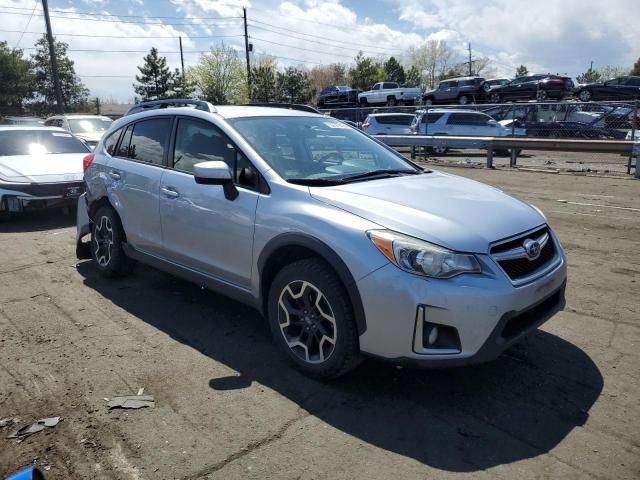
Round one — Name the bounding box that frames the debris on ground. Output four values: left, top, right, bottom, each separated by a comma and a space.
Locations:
107, 395, 155, 410
0, 417, 19, 428
80, 438, 98, 448
7, 416, 62, 440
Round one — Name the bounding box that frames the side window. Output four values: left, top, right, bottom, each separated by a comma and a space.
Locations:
116, 125, 133, 158
447, 113, 486, 125
173, 118, 259, 189
628, 77, 640, 86
128, 118, 172, 166
103, 128, 122, 156
422, 112, 445, 123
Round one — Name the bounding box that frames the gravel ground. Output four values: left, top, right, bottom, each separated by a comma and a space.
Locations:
0, 168, 639, 479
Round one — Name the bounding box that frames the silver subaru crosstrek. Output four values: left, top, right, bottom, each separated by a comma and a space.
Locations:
76, 100, 567, 379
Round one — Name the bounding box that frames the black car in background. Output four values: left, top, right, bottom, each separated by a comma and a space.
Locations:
487, 75, 575, 103
575, 76, 640, 102
317, 85, 359, 107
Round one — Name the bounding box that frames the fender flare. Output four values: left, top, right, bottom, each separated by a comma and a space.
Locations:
258, 232, 367, 335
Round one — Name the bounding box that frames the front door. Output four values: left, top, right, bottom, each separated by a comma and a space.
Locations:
159, 117, 261, 288
107, 117, 172, 256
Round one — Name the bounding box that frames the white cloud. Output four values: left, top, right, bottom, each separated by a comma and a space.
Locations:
395, 0, 640, 77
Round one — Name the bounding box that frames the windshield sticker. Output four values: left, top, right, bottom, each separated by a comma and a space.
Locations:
324, 121, 350, 129
51, 132, 73, 137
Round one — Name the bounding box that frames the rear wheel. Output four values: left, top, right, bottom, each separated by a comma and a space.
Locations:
267, 258, 361, 379
423, 97, 434, 106
359, 98, 368, 106
386, 96, 397, 106
430, 146, 449, 155
578, 90, 592, 102
489, 92, 501, 103
458, 94, 469, 105
536, 89, 549, 101
91, 206, 133, 277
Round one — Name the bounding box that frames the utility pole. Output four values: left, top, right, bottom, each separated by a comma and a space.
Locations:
41, 0, 64, 113
243, 7, 252, 100
468, 43, 473, 76
179, 36, 185, 77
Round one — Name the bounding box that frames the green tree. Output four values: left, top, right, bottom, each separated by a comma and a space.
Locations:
277, 67, 311, 103
384, 56, 406, 84
168, 68, 195, 98
31, 36, 89, 113
349, 52, 382, 90
631, 57, 640, 76
0, 42, 34, 112
134, 47, 174, 100
251, 58, 277, 102
187, 44, 247, 104
515, 65, 528, 77
404, 65, 422, 88
576, 67, 601, 84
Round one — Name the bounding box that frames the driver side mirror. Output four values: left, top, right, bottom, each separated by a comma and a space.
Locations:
194, 160, 238, 200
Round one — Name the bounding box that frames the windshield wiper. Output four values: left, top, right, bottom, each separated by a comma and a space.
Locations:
338, 169, 421, 183
287, 178, 344, 186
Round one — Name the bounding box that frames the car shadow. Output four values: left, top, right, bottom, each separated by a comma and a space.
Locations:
78, 262, 602, 473
0, 208, 76, 233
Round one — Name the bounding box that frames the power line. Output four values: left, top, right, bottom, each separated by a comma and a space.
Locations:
0, 28, 244, 39
14, 0, 37, 48
0, 4, 242, 20
21, 47, 215, 53
0, 9, 242, 25
249, 17, 405, 52
250, 36, 354, 59
248, 23, 399, 57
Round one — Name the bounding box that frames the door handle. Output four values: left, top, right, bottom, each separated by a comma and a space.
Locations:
109, 170, 121, 180
161, 186, 180, 199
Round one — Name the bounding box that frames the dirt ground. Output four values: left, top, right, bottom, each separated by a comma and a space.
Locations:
1, 167, 639, 479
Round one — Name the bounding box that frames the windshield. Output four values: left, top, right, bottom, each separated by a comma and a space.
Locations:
68, 117, 113, 134
228, 116, 419, 182
0, 130, 90, 156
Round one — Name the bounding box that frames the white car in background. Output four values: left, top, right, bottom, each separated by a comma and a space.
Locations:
362, 113, 416, 135
0, 126, 90, 218
44, 114, 113, 149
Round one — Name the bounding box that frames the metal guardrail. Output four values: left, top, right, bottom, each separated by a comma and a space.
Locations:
375, 134, 639, 177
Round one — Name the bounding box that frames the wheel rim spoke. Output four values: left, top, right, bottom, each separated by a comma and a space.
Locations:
278, 280, 337, 364
93, 216, 114, 267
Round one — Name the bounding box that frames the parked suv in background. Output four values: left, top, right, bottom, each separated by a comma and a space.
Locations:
575, 76, 640, 102
44, 114, 113, 149
77, 100, 566, 379
423, 76, 486, 105
487, 75, 575, 103
317, 85, 359, 107
362, 113, 416, 135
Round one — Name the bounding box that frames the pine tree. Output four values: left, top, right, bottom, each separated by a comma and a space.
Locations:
31, 36, 89, 113
134, 48, 174, 101
515, 65, 528, 77
251, 62, 277, 102
384, 57, 406, 85
404, 65, 422, 88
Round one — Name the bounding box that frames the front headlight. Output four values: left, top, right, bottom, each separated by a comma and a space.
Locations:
367, 230, 481, 278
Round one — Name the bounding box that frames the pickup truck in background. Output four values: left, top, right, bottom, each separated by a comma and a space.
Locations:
358, 82, 422, 106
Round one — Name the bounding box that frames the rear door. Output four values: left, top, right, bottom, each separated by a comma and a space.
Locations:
107, 117, 172, 256
159, 116, 261, 287
445, 112, 482, 136
622, 77, 640, 99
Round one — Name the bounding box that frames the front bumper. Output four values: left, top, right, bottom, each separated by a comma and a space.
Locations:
0, 181, 85, 212
356, 249, 567, 366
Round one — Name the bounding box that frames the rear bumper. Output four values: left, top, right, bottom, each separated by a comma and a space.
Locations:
0, 181, 84, 212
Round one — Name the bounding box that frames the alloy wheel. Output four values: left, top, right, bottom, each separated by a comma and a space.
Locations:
277, 280, 337, 364
93, 215, 114, 267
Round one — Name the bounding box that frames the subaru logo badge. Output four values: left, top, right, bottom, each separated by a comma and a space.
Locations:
523, 239, 541, 260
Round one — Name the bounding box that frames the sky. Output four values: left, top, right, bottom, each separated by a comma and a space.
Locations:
0, 0, 638, 102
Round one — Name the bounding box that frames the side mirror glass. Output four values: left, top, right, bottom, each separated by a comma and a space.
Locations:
193, 160, 238, 200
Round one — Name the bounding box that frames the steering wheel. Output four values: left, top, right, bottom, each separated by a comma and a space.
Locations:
317, 151, 344, 164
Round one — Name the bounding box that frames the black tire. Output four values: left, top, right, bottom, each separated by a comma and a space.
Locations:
429, 146, 448, 155
423, 97, 434, 105
359, 98, 368, 106
458, 94, 469, 105
489, 92, 501, 104
267, 258, 361, 379
536, 89, 549, 101
386, 96, 397, 106
91, 205, 133, 278
578, 90, 592, 102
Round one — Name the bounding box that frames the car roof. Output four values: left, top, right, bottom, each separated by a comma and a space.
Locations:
0, 125, 67, 131
441, 76, 484, 82
418, 109, 487, 114
368, 113, 416, 117
46, 114, 112, 120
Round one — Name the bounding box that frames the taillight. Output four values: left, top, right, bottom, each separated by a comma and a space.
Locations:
362, 122, 370, 129
546, 78, 564, 85
83, 153, 95, 171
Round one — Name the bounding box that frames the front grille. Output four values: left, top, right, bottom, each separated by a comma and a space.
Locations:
491, 226, 558, 283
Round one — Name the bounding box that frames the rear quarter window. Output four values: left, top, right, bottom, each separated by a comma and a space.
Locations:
375, 115, 415, 125
421, 112, 445, 124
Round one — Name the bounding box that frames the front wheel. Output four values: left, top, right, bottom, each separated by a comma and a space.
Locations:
489, 92, 501, 104
578, 90, 592, 102
359, 98, 368, 106
423, 97, 434, 106
458, 94, 469, 105
386, 96, 397, 106
536, 89, 549, 101
267, 258, 361, 379
91, 206, 133, 277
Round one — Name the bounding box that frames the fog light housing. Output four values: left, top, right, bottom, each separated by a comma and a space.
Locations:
413, 306, 461, 354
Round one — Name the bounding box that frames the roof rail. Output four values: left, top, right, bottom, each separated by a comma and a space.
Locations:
243, 103, 322, 114
125, 99, 216, 116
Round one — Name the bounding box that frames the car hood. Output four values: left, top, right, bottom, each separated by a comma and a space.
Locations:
309, 171, 544, 253
0, 153, 85, 183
